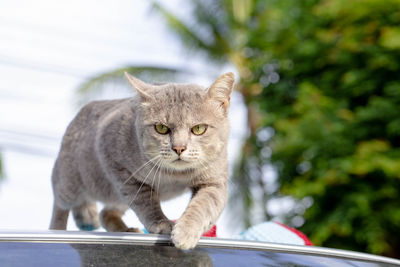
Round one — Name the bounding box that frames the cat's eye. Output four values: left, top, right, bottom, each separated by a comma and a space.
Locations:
191, 124, 207, 135
155, 124, 170, 134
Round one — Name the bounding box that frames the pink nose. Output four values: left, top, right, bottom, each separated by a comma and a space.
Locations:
172, 145, 186, 155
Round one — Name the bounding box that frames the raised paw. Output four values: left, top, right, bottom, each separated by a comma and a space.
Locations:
171, 223, 202, 250
147, 219, 175, 234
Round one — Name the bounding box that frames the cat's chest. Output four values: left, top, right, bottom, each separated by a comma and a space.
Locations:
155, 176, 191, 201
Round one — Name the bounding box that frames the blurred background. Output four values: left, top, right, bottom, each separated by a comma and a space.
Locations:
1, 0, 399, 258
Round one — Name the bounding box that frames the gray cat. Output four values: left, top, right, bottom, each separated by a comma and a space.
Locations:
49, 72, 234, 250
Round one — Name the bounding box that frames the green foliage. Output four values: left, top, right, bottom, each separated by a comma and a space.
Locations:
236, 0, 400, 257
155, 0, 400, 258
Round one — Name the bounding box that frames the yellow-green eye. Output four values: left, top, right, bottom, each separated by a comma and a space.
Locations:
191, 124, 207, 135
155, 124, 169, 134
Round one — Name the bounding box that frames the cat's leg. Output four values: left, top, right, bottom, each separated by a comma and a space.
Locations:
50, 158, 84, 230
120, 182, 175, 234
113, 168, 175, 235
172, 183, 227, 250
49, 202, 69, 230
123, 182, 175, 235
72, 201, 100, 231
100, 205, 142, 233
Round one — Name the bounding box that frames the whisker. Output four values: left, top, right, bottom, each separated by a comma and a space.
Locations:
157, 160, 164, 197
129, 157, 162, 206
150, 159, 163, 203
123, 155, 161, 185
198, 158, 210, 170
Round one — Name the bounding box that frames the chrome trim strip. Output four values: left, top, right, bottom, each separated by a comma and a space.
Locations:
0, 231, 399, 265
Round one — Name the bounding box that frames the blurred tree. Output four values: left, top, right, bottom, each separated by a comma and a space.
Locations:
79, 0, 400, 258
240, 0, 400, 257
153, 0, 400, 257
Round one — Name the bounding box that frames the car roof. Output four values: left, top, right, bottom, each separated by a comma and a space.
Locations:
0, 231, 399, 267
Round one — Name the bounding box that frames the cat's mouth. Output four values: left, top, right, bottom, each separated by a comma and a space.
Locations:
174, 158, 188, 163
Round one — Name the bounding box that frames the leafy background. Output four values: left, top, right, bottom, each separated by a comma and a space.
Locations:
81, 0, 400, 258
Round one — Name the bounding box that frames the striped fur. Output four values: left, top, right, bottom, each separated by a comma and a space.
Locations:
50, 72, 234, 250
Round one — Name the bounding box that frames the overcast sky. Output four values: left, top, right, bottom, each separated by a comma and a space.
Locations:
0, 0, 247, 237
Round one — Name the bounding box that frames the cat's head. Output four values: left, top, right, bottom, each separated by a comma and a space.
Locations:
125, 72, 234, 172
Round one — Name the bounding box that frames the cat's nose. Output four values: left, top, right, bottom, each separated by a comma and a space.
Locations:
172, 145, 186, 155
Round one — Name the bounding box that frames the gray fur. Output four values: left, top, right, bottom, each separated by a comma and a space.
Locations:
50, 72, 234, 250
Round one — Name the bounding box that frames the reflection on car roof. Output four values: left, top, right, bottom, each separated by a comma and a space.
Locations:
0, 231, 399, 267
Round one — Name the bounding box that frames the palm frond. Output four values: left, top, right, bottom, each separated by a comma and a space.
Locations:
192, 0, 232, 53
77, 65, 184, 105
151, 2, 231, 62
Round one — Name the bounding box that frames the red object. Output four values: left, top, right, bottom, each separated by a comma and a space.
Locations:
202, 225, 217, 237
274, 222, 313, 246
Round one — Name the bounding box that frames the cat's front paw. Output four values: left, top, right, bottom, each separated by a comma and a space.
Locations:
147, 219, 174, 234
171, 222, 202, 250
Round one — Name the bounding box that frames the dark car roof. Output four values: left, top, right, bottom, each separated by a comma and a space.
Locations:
0, 231, 399, 267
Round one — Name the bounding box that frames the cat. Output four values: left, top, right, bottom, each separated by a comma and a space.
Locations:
49, 71, 234, 250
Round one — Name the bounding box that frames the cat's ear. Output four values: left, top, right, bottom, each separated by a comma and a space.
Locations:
124, 72, 154, 100
207, 72, 235, 109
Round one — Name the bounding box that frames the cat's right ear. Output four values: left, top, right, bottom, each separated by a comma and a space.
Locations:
124, 72, 154, 101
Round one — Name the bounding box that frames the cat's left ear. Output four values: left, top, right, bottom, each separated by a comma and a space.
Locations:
124, 72, 154, 101
207, 72, 235, 110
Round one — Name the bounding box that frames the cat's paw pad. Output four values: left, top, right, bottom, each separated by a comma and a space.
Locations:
171, 223, 202, 250
148, 219, 174, 234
